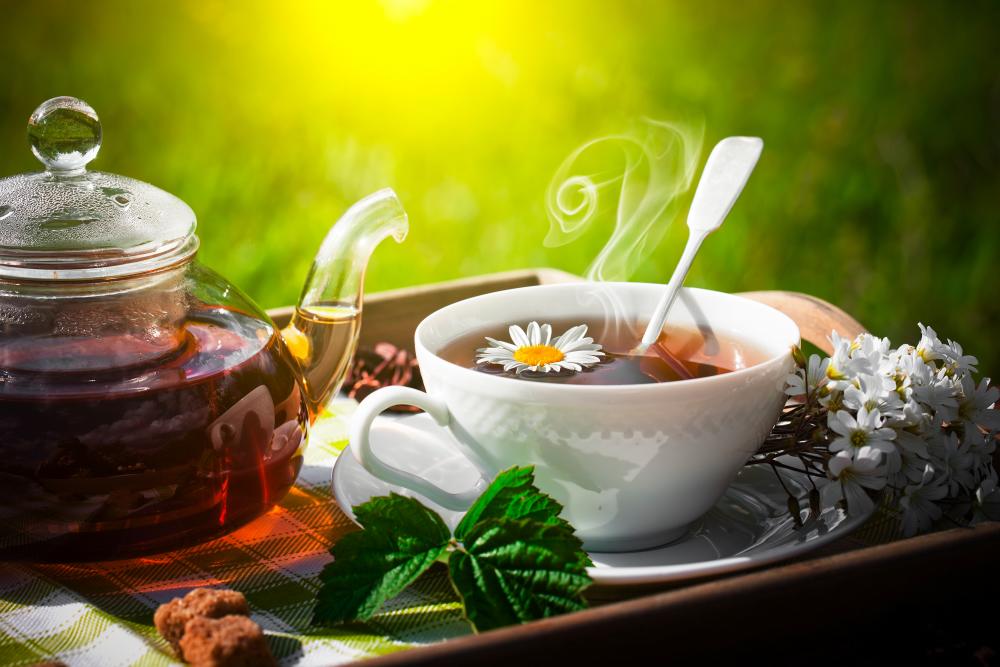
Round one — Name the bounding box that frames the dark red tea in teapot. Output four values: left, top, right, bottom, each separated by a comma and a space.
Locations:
0, 96, 409, 561
0, 307, 307, 561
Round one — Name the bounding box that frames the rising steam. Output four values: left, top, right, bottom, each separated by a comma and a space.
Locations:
545, 119, 704, 281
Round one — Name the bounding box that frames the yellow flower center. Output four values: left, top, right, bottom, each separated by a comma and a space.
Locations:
514, 345, 564, 366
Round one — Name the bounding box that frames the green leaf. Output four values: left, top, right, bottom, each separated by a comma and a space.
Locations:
455, 466, 570, 540
456, 466, 592, 569
448, 517, 592, 633
313, 493, 450, 625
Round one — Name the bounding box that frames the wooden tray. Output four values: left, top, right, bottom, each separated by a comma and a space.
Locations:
268, 269, 1000, 664
269, 268, 865, 356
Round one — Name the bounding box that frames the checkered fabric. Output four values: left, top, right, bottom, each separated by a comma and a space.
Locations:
0, 400, 471, 666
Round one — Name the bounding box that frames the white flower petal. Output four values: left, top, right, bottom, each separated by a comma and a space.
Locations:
527, 321, 542, 345
821, 480, 845, 507
853, 448, 883, 470
829, 451, 853, 476
555, 325, 586, 348
829, 436, 852, 454
844, 483, 875, 514
565, 351, 602, 362
484, 337, 518, 352
509, 325, 530, 348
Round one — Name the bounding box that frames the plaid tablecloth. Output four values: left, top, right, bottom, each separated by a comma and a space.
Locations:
0, 400, 473, 666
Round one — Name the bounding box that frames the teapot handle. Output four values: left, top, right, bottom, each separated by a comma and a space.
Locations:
348, 386, 490, 511
738, 290, 867, 355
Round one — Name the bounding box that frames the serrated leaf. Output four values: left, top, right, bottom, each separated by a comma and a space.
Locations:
455, 466, 571, 540
313, 493, 450, 625
448, 517, 592, 633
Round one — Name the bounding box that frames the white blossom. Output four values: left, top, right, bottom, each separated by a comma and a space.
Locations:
899, 465, 947, 536
916, 323, 944, 362
785, 354, 829, 397
828, 406, 896, 457
825, 331, 864, 391
821, 449, 887, 516
852, 334, 892, 375
782, 323, 997, 535
928, 432, 975, 496
843, 373, 901, 415
939, 338, 978, 377
896, 346, 935, 393
958, 375, 1000, 431
912, 375, 960, 422
885, 430, 930, 487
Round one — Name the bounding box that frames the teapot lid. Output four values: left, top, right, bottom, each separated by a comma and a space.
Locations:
0, 97, 198, 281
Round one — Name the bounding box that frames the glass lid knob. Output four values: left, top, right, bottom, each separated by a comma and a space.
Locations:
27, 96, 102, 175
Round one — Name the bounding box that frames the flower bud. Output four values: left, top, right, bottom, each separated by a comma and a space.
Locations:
809, 488, 821, 516
791, 345, 807, 368
787, 496, 802, 527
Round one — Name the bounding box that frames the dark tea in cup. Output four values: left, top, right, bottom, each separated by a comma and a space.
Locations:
439, 318, 769, 385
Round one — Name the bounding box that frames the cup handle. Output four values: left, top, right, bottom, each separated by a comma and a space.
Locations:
348, 386, 490, 511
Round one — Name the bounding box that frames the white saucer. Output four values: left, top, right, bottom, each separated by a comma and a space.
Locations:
331, 413, 872, 586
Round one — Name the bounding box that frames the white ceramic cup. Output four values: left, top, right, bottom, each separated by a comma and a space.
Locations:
349, 283, 799, 552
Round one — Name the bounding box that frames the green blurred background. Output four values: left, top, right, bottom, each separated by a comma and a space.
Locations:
2, 0, 997, 372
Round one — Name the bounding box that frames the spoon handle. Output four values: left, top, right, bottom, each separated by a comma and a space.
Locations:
637, 137, 763, 350
639, 231, 708, 347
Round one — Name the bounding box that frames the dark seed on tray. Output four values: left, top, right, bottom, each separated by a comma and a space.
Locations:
344, 342, 423, 411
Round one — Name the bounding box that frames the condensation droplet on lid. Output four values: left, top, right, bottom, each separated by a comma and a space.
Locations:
38, 217, 99, 231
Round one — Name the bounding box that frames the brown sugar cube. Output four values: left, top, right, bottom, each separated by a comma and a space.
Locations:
179, 615, 276, 667
154, 588, 251, 655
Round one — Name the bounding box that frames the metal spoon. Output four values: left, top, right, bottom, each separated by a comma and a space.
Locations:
635, 136, 764, 353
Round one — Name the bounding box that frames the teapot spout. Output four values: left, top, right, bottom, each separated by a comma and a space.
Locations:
282, 188, 408, 420
298, 188, 408, 313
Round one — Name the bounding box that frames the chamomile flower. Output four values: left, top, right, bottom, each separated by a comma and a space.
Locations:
828, 406, 896, 457
896, 346, 934, 390
476, 321, 604, 375
853, 333, 892, 374
958, 375, 1000, 431
916, 323, 944, 362
912, 375, 960, 422
928, 432, 976, 495
899, 464, 947, 536
892, 397, 931, 431
825, 332, 857, 390
843, 373, 901, 415
821, 448, 887, 515
939, 338, 978, 376
785, 353, 829, 397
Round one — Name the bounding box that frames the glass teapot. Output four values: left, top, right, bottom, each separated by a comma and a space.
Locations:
0, 97, 408, 561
